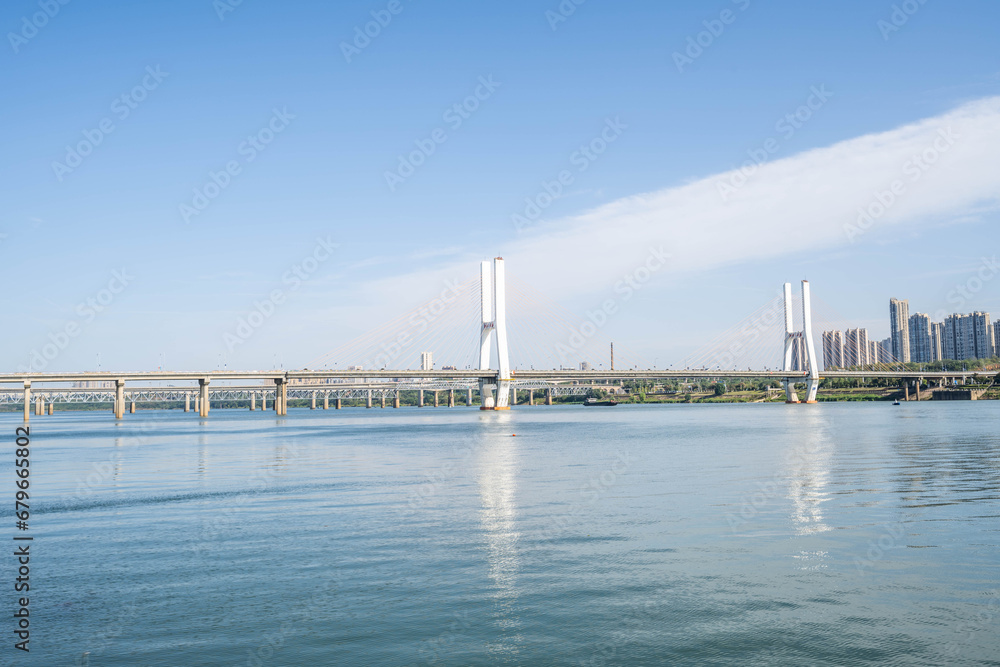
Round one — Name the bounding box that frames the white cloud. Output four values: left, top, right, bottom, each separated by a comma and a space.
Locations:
362, 96, 1000, 309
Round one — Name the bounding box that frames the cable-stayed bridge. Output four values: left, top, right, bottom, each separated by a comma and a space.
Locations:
3, 258, 991, 421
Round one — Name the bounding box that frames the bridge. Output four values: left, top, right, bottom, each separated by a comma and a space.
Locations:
3, 258, 992, 421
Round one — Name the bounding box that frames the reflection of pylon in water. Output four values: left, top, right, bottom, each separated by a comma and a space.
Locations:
783, 280, 820, 403
479, 258, 511, 410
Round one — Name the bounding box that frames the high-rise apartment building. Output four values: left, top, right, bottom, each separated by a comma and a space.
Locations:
889, 298, 910, 363
420, 351, 433, 371
931, 323, 944, 362
943, 315, 960, 360
878, 337, 894, 364
970, 312, 994, 359
822, 330, 844, 370
844, 328, 871, 367
942, 313, 994, 360
908, 313, 933, 363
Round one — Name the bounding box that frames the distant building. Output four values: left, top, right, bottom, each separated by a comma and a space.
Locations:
971, 312, 994, 359
822, 330, 844, 370
942, 312, 994, 360
579, 361, 591, 371
844, 328, 871, 367
908, 313, 933, 363
877, 337, 894, 364
994, 324, 1000, 358
889, 298, 910, 363
931, 323, 944, 362
420, 351, 433, 371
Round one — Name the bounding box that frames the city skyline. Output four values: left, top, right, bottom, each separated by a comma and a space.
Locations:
822, 295, 996, 369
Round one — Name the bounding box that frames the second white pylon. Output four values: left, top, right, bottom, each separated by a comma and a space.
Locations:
782, 280, 820, 404
479, 257, 511, 410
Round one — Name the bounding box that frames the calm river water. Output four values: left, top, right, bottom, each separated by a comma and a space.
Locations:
6, 401, 1000, 665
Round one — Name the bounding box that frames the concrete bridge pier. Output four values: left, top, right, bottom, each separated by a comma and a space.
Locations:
915, 379, 921, 401
184, 394, 190, 412
261, 393, 267, 411
434, 391, 439, 408
466, 388, 473, 406
273, 379, 287, 416
335, 397, 342, 409
48, 402, 54, 415
199, 379, 210, 417
366, 390, 373, 409
311, 392, 317, 410
393, 394, 400, 408
250, 393, 256, 411
546, 389, 553, 406
380, 393, 386, 408
194, 396, 199, 414
323, 394, 329, 410
903, 382, 910, 402
130, 401, 136, 414
529, 389, 534, 406
448, 389, 455, 407
115, 379, 126, 419
35, 397, 43, 416
419, 391, 425, 407
510, 388, 517, 406
22, 382, 31, 423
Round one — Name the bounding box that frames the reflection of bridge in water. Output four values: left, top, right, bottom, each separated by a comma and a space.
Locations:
4, 259, 993, 422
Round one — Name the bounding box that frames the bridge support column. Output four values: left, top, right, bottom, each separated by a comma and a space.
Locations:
261, 393, 267, 411
194, 396, 199, 414
115, 379, 125, 419
510, 387, 516, 406
366, 390, 373, 409
419, 390, 424, 408
904, 382, 909, 402
130, 401, 136, 414
434, 391, 439, 407
35, 397, 42, 416
529, 389, 534, 406
199, 379, 210, 417
22, 382, 31, 423
48, 402, 54, 415
915, 379, 921, 401
324, 394, 329, 410
311, 392, 316, 410
546, 389, 553, 405
274, 379, 285, 416
448, 389, 455, 407
467, 388, 473, 406
479, 384, 494, 410
335, 397, 342, 409
393, 394, 400, 408
184, 394, 190, 412
380, 393, 386, 408
250, 393, 256, 411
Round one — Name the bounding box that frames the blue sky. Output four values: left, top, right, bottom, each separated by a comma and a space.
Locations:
2, 0, 999, 372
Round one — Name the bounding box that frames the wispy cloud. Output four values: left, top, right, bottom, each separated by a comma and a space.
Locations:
363, 96, 1000, 305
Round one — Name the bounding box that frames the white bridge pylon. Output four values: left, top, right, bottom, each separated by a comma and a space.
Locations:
782, 280, 820, 404
479, 257, 511, 410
